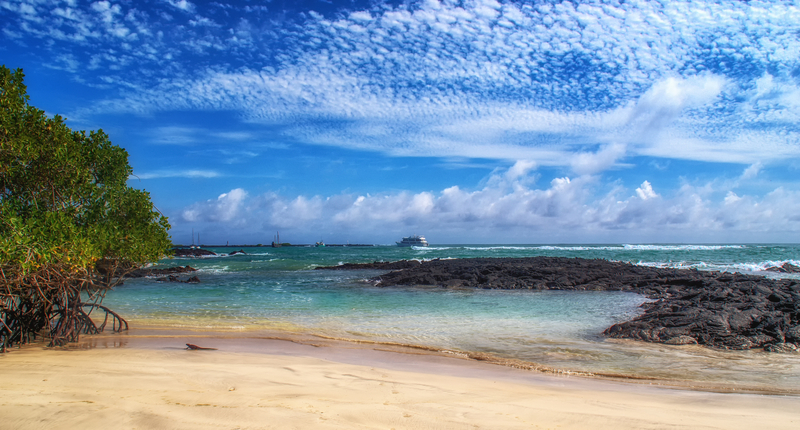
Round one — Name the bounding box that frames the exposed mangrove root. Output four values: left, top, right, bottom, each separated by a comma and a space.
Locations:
1, 265, 129, 352
83, 303, 128, 332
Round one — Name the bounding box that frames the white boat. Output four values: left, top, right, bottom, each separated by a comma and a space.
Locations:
396, 235, 429, 247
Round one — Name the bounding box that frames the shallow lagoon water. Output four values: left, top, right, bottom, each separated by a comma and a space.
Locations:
104, 244, 800, 393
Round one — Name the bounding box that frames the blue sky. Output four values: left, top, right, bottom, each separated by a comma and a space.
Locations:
3, 0, 800, 245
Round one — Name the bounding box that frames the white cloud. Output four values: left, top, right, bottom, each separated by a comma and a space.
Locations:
132, 169, 221, 180
83, 68, 776, 168
91, 1, 119, 22
211, 131, 255, 141
166, 0, 195, 13
182, 188, 246, 223
625, 75, 726, 140
724, 191, 741, 205
175, 165, 800, 243
570, 143, 627, 175
266, 195, 325, 228
9, 0, 796, 170
635, 181, 658, 200
742, 74, 800, 123
505, 160, 537, 181
741, 162, 762, 180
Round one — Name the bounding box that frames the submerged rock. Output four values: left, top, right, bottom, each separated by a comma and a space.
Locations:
128, 265, 197, 278
155, 274, 201, 283
317, 260, 423, 271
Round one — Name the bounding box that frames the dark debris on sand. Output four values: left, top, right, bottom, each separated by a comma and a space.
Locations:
318, 257, 800, 352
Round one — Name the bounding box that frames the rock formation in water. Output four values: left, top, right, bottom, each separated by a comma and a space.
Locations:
125, 265, 201, 283
128, 265, 198, 277
318, 257, 800, 352
765, 262, 800, 274
172, 248, 217, 257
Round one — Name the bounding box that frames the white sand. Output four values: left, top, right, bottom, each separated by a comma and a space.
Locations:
1, 334, 798, 429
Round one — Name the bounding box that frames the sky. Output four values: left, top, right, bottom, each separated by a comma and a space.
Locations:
3, 0, 800, 245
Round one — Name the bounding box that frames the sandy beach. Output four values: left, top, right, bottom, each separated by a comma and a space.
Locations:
1, 331, 798, 430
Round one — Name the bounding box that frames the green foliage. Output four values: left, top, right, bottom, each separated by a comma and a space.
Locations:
0, 65, 171, 350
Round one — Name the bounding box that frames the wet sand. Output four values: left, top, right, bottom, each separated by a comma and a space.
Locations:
1, 329, 799, 429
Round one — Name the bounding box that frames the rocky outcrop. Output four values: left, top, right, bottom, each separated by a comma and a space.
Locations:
318, 257, 800, 352
154, 275, 201, 283
172, 248, 217, 257
126, 265, 201, 284
766, 263, 800, 273
128, 265, 198, 278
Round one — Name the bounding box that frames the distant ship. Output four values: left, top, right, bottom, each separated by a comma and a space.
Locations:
272, 231, 282, 248
396, 235, 429, 247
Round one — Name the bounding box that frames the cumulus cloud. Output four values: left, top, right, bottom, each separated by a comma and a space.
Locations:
175, 165, 800, 243
505, 159, 537, 181
570, 143, 627, 175
182, 188, 247, 223
635, 181, 658, 200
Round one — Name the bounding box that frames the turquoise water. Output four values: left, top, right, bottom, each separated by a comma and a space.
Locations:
104, 244, 800, 392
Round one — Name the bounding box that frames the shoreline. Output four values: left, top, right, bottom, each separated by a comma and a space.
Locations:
2, 329, 799, 429
33, 325, 800, 396
110, 254, 800, 395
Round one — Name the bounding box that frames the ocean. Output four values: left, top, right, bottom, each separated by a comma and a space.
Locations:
104, 243, 800, 393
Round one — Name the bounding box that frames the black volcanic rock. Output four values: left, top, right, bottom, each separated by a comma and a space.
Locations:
128, 265, 198, 278
130, 265, 201, 284
318, 257, 800, 352
172, 247, 217, 257
154, 274, 201, 283
766, 263, 800, 273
